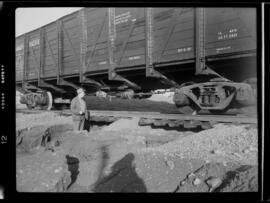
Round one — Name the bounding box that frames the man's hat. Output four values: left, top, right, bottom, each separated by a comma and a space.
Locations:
77, 88, 85, 94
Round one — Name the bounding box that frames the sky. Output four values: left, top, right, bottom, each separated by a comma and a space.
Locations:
16, 7, 83, 37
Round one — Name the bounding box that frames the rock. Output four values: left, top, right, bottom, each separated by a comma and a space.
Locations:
240, 132, 248, 137
206, 177, 222, 192
16, 126, 47, 152
187, 172, 196, 179
211, 149, 223, 155
243, 148, 250, 154
249, 146, 257, 152
205, 160, 210, 164
232, 152, 242, 158
54, 167, 62, 173
180, 180, 186, 186
54, 171, 72, 192
193, 178, 202, 186
196, 163, 226, 179
55, 140, 61, 147
175, 163, 227, 193
166, 160, 175, 170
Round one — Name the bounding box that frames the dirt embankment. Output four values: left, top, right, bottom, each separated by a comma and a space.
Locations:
16, 111, 258, 192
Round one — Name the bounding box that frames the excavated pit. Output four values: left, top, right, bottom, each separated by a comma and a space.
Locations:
16, 124, 74, 154
16, 121, 116, 154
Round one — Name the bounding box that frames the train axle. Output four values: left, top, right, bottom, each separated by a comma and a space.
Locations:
19, 91, 53, 110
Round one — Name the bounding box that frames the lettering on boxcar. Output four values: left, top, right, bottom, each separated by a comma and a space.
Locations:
29, 38, 40, 47
177, 47, 192, 53
128, 55, 141, 60
115, 11, 131, 25
16, 44, 24, 52
217, 28, 238, 40
216, 46, 231, 53
29, 72, 36, 76
98, 61, 107, 65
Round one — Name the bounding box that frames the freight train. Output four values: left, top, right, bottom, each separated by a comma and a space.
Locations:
16, 7, 257, 113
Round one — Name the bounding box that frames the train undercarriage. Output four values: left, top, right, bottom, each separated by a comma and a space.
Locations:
173, 77, 257, 114
17, 68, 257, 115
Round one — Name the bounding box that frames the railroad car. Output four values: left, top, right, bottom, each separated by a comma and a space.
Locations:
16, 7, 257, 112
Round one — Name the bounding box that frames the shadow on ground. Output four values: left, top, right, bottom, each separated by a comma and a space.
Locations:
91, 152, 147, 193
66, 155, 80, 190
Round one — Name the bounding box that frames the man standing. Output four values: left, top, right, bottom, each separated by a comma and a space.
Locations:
70, 88, 89, 131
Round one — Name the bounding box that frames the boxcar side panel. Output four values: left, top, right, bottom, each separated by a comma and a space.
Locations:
205, 8, 256, 56
16, 7, 257, 84
153, 8, 195, 64
16, 36, 24, 82
26, 30, 40, 80
85, 8, 109, 73
62, 12, 81, 75
115, 8, 146, 68
43, 22, 58, 78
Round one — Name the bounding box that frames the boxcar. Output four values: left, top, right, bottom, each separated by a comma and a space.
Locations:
16, 7, 257, 111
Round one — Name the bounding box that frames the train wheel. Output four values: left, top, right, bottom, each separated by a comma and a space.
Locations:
176, 95, 199, 115
41, 91, 53, 110
26, 95, 37, 109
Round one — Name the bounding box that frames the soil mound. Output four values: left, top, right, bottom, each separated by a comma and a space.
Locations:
16, 124, 73, 153
141, 124, 258, 165
102, 117, 141, 131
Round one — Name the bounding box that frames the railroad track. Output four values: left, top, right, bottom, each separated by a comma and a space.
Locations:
16, 108, 257, 130
90, 110, 257, 129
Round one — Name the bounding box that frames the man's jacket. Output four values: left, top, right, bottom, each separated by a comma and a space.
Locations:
70, 96, 89, 120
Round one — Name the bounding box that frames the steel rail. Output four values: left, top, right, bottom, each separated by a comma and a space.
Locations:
16, 109, 257, 124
